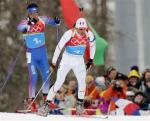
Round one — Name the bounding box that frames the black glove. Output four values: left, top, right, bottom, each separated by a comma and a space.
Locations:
50, 63, 56, 72
54, 17, 60, 25
79, 7, 84, 12
22, 28, 27, 33
86, 59, 93, 70
26, 17, 38, 25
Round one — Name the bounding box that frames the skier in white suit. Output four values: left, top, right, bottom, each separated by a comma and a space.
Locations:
38, 18, 96, 116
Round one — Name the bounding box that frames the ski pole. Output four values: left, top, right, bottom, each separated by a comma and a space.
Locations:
56, 26, 60, 43
0, 45, 24, 93
27, 70, 53, 110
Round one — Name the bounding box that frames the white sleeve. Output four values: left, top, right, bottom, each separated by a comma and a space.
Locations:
88, 30, 96, 59
52, 30, 73, 64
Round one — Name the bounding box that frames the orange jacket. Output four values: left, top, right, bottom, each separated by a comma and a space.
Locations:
85, 84, 95, 96
85, 85, 100, 100
103, 85, 126, 113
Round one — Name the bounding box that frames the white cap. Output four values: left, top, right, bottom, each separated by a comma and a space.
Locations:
95, 77, 105, 84
75, 18, 88, 29
95, 76, 107, 90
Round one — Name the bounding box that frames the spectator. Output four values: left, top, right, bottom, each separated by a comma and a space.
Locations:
65, 80, 77, 108
133, 92, 149, 110
126, 90, 135, 101
140, 68, 150, 91
85, 76, 107, 108
104, 73, 127, 114
84, 75, 98, 109
85, 75, 98, 100
128, 70, 141, 93
95, 76, 109, 115
95, 76, 107, 92
143, 77, 150, 104
83, 76, 109, 115
142, 69, 150, 81
105, 66, 117, 87
59, 85, 68, 96
123, 74, 129, 87
61, 80, 77, 115
66, 80, 77, 96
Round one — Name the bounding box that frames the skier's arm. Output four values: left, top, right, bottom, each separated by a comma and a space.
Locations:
52, 30, 73, 64
88, 30, 96, 59
40, 16, 59, 27
17, 20, 29, 33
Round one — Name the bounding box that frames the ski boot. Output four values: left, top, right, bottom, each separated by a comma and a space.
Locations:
42, 94, 48, 103
76, 100, 86, 115
24, 98, 38, 113
37, 101, 50, 117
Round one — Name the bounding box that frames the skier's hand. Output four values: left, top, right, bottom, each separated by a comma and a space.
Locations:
50, 63, 56, 72
26, 17, 38, 25
22, 28, 27, 33
54, 17, 60, 25
86, 59, 93, 70
79, 7, 84, 12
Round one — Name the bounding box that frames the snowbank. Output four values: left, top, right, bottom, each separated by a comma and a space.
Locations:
0, 112, 150, 121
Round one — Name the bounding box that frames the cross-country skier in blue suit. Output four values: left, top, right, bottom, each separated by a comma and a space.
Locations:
17, 3, 60, 112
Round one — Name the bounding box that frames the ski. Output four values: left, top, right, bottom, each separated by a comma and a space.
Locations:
61, 114, 108, 119
37, 107, 108, 118
16, 107, 108, 119
16, 109, 31, 113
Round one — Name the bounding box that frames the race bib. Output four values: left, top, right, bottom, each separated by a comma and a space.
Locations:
23, 33, 45, 48
65, 45, 86, 55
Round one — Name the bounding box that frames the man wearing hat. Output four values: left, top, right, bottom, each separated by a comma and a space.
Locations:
128, 70, 141, 93
37, 18, 96, 116
17, 3, 60, 112
103, 72, 127, 114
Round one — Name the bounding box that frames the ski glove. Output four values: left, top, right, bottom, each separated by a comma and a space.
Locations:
54, 17, 60, 25
22, 28, 27, 33
86, 59, 93, 70
50, 63, 56, 72
79, 7, 84, 12
26, 17, 38, 25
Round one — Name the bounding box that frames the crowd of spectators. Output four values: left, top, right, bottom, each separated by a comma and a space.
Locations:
48, 66, 150, 115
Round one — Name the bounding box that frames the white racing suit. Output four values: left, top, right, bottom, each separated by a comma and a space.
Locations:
47, 28, 96, 101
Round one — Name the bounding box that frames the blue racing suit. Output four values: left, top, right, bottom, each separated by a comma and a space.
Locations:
17, 16, 57, 98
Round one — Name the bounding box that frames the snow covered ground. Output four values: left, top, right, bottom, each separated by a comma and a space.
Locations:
0, 112, 150, 121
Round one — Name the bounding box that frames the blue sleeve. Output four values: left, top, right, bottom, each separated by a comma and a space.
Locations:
40, 16, 57, 27
17, 20, 28, 32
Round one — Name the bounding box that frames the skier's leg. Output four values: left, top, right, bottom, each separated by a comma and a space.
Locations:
38, 51, 50, 99
73, 59, 86, 100
72, 58, 86, 114
27, 57, 38, 98
46, 58, 71, 101
38, 53, 71, 116
26, 52, 39, 112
